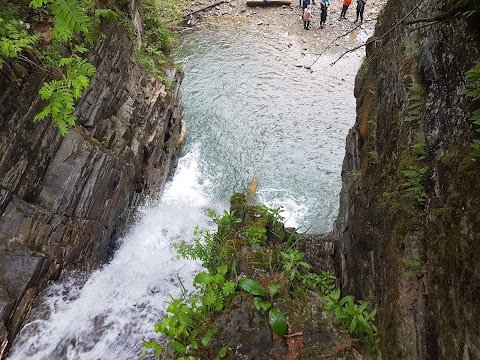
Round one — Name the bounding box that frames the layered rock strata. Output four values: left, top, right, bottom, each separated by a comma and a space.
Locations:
335, 0, 480, 358
0, 16, 184, 358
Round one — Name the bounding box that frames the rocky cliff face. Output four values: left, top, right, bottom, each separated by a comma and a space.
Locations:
335, 0, 480, 358
0, 10, 185, 358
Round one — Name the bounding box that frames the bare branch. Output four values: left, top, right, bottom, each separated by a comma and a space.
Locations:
305, 19, 375, 69
329, 0, 424, 66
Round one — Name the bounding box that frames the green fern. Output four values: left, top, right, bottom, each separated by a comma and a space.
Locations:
30, 0, 93, 42
405, 83, 425, 122
0, 18, 40, 68
34, 54, 96, 135
28, 0, 118, 134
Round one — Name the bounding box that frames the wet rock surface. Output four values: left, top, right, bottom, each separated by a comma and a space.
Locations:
0, 9, 184, 359
335, 0, 480, 358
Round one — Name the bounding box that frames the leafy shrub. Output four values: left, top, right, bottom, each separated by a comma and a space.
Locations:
245, 226, 267, 245
322, 290, 381, 359
0, 18, 39, 69
300, 271, 336, 295
280, 248, 312, 281
401, 258, 422, 278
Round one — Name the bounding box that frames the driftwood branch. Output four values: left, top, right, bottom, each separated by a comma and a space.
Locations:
182, 0, 226, 19
247, 0, 291, 7
329, 0, 424, 66
305, 19, 375, 69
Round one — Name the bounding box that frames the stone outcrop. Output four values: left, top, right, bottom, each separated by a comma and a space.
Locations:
0, 8, 185, 358
335, 0, 480, 358
159, 194, 367, 360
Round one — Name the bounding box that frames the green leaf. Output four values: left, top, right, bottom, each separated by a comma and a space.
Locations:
217, 264, 228, 276
142, 339, 163, 356
252, 297, 271, 313
194, 272, 213, 285
201, 328, 215, 346
170, 341, 187, 354
212, 273, 225, 286
219, 346, 228, 358
349, 317, 357, 333
189, 336, 198, 349
238, 278, 267, 297
268, 284, 281, 297
268, 307, 288, 337
95, 8, 119, 20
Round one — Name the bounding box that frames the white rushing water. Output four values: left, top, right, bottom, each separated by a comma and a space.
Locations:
8, 146, 306, 360
9, 148, 209, 359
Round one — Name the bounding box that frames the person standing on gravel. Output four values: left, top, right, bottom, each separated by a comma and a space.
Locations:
303, 4, 313, 29
339, 0, 351, 19
320, 0, 329, 28
354, 0, 366, 23
302, 0, 315, 18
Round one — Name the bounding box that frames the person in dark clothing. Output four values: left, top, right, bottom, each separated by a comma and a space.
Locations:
320, 1, 328, 28
354, 0, 366, 23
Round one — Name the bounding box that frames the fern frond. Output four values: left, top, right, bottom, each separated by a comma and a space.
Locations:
49, 0, 92, 39
29, 0, 51, 9
95, 9, 118, 20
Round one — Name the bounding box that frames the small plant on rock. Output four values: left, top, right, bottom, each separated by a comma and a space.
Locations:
300, 271, 336, 295
245, 226, 267, 245
280, 248, 312, 281
322, 290, 381, 359
405, 83, 425, 122
238, 278, 288, 337
401, 258, 422, 278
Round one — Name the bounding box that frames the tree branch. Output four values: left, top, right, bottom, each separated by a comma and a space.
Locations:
329, 0, 424, 66
305, 18, 376, 69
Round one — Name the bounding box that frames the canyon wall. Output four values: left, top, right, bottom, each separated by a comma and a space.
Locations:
0, 8, 185, 357
335, 0, 480, 358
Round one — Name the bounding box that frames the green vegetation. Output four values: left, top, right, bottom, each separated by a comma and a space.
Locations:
1, 0, 185, 135
369, 150, 380, 163
405, 83, 425, 122
144, 196, 381, 359
244, 226, 267, 245
28, 0, 117, 135
401, 165, 427, 206
411, 131, 426, 160
348, 169, 361, 177
0, 18, 39, 69
322, 289, 381, 356
280, 248, 312, 281
465, 58, 480, 156
34, 53, 97, 135
401, 258, 422, 278
403, 39, 419, 59
137, 0, 187, 83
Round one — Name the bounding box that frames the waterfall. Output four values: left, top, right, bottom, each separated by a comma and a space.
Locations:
8, 147, 214, 360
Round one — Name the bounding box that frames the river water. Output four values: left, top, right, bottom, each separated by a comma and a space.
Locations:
8, 22, 364, 360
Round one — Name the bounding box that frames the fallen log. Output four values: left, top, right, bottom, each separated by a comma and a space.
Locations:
182, 0, 227, 18
246, 0, 291, 6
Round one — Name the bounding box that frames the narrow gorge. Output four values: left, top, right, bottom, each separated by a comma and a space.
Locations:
0, 0, 479, 359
